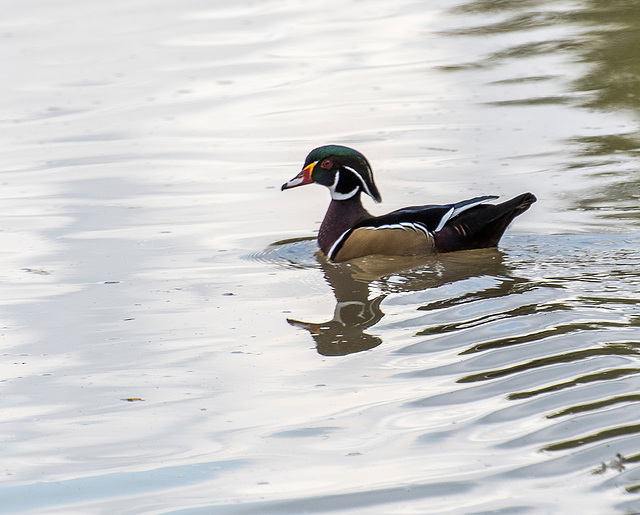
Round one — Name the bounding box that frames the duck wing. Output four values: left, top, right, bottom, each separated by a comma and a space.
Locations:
433, 193, 537, 252
328, 195, 498, 261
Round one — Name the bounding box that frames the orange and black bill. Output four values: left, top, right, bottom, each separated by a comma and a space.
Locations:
282, 162, 315, 191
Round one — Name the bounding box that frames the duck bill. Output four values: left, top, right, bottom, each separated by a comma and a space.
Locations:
281, 162, 315, 191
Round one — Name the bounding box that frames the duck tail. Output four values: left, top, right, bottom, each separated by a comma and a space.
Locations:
434, 193, 536, 252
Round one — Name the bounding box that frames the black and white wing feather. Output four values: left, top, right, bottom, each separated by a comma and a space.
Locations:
328, 195, 499, 261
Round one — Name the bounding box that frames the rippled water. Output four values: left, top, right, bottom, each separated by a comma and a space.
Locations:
2, 0, 640, 513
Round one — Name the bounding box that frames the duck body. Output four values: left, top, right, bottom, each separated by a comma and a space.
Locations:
282, 145, 536, 263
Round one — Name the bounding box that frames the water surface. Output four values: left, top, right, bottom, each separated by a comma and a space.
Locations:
1, 0, 639, 513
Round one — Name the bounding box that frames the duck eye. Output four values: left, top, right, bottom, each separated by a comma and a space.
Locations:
320, 159, 333, 170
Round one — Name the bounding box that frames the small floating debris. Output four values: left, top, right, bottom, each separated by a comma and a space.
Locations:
22, 268, 50, 275
121, 397, 144, 402
593, 453, 626, 474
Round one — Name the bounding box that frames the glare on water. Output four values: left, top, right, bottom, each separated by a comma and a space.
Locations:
1, 0, 639, 513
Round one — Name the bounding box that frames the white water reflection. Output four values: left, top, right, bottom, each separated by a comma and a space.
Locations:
1, 0, 640, 513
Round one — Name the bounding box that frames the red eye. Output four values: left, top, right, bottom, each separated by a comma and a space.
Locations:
320, 159, 333, 169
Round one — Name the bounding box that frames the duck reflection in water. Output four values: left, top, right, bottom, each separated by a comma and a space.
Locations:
287, 247, 530, 356
286, 255, 386, 356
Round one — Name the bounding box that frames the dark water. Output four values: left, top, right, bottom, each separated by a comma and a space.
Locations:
1, 0, 639, 513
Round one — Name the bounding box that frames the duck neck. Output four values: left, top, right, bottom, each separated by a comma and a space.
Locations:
318, 195, 372, 255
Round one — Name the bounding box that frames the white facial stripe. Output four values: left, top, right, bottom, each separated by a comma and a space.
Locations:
330, 170, 340, 190
327, 166, 375, 201
343, 165, 374, 198
328, 170, 359, 200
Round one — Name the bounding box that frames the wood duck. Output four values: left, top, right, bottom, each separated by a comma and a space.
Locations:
282, 145, 537, 262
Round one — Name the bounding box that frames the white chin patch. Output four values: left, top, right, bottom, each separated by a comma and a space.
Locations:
328, 170, 358, 200
330, 186, 359, 200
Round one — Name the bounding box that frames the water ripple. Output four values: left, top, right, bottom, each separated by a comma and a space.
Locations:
243, 237, 320, 270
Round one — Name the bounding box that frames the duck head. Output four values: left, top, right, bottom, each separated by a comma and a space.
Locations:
282, 145, 382, 202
